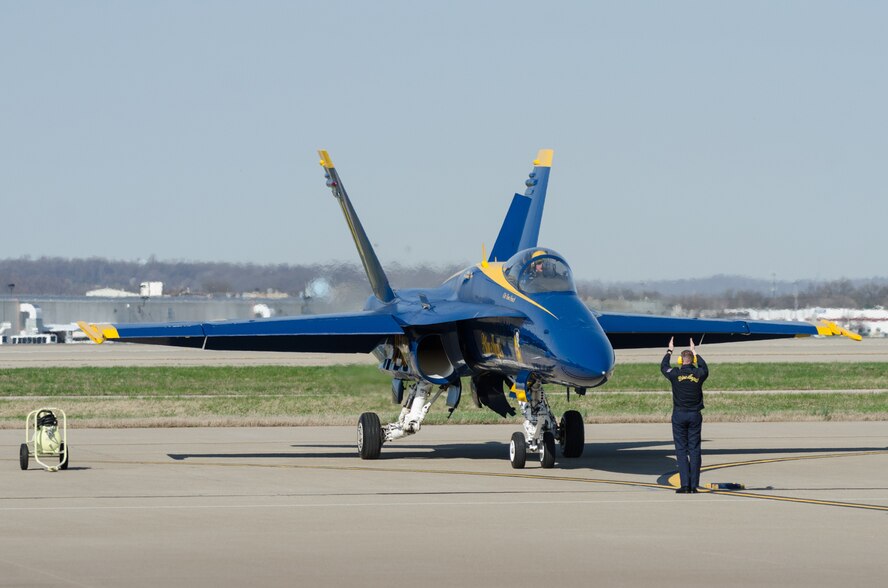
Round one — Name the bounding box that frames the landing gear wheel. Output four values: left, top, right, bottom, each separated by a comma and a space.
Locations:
357, 412, 383, 460
559, 410, 585, 458
509, 432, 526, 469
59, 442, 69, 470
540, 431, 556, 469
19, 443, 28, 470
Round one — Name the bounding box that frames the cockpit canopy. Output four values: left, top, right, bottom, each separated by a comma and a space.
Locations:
503, 248, 576, 294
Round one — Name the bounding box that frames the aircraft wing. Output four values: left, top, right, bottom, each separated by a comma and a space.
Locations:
596, 312, 861, 349
78, 303, 529, 353
78, 312, 405, 353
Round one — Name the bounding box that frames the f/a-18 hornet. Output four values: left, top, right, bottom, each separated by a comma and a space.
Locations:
79, 149, 859, 468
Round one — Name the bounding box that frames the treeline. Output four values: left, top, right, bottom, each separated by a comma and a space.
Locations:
575, 279, 888, 311
1, 256, 886, 310
0, 256, 464, 298
669, 280, 888, 311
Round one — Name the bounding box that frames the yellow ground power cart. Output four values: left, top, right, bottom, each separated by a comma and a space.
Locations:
20, 408, 69, 471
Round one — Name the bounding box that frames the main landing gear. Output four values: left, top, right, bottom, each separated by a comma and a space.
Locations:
356, 381, 448, 460
354, 378, 585, 469
508, 379, 584, 469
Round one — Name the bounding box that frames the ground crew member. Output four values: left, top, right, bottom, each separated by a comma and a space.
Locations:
661, 337, 708, 493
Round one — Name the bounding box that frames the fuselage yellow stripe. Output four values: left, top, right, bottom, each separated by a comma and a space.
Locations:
476, 262, 556, 318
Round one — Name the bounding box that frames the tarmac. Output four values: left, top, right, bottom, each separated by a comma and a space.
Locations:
2, 422, 887, 587
1, 338, 887, 586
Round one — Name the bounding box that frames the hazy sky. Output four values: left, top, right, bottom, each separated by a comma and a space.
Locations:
2, 2, 885, 283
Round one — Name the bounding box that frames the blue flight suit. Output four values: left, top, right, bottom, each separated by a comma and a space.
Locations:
661, 352, 708, 490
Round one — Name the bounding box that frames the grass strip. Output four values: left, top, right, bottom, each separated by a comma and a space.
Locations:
1, 363, 886, 397
0, 364, 885, 427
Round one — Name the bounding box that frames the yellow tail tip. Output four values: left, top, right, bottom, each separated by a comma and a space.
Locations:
318, 149, 334, 169
533, 149, 554, 167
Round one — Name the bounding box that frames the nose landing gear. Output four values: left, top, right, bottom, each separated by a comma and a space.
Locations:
508, 378, 585, 469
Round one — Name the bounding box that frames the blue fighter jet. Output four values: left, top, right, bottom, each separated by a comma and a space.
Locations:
79, 149, 860, 468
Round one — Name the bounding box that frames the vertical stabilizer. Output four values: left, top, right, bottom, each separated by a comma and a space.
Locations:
516, 149, 553, 250
489, 193, 532, 262
318, 150, 396, 303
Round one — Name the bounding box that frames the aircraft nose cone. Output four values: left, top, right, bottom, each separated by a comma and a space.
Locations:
531, 293, 615, 387
560, 353, 614, 384
556, 332, 615, 387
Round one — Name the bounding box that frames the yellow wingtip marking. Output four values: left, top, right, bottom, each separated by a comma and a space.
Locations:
100, 324, 120, 340
532, 149, 554, 168
318, 149, 334, 169
816, 320, 863, 341
481, 243, 489, 268
77, 321, 106, 344
78, 322, 120, 344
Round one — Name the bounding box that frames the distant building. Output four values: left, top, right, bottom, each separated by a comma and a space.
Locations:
140, 282, 163, 297
86, 288, 139, 297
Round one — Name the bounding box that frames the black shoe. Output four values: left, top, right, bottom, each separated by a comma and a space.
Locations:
675, 487, 691, 494
690, 487, 699, 493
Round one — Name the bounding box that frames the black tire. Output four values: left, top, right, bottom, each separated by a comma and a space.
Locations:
59, 443, 69, 470
357, 412, 383, 460
540, 431, 556, 469
19, 443, 29, 470
509, 432, 526, 469
559, 410, 585, 458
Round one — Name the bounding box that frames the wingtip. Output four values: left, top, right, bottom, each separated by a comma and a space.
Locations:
77, 321, 121, 344
77, 321, 105, 344
815, 320, 863, 341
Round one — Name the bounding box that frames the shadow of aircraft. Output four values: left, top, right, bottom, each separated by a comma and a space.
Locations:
168, 439, 887, 480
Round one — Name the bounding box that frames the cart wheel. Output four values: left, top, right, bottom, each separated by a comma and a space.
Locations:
59, 443, 69, 470
19, 443, 29, 470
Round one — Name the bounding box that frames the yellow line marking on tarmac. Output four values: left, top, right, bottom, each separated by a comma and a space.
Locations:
81, 452, 888, 512
666, 450, 888, 487
86, 458, 665, 490
666, 450, 888, 511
